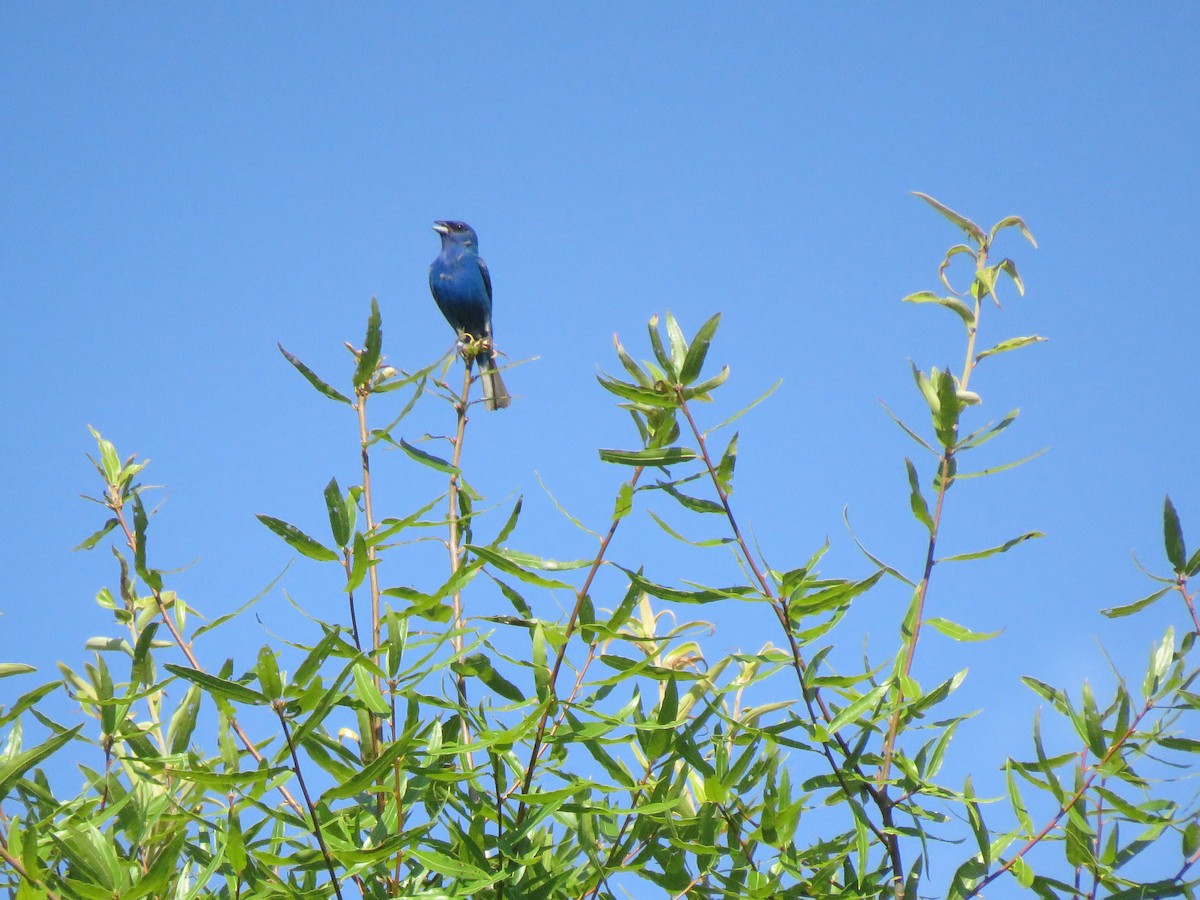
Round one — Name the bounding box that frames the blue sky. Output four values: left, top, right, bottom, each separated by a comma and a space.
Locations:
3, 4, 1199, 891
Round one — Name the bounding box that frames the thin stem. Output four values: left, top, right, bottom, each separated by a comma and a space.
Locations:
515, 466, 644, 825
675, 394, 904, 887
878, 240, 990, 789
965, 695, 1156, 897
0, 842, 62, 900
341, 547, 362, 651
448, 362, 473, 745
278, 705, 345, 900
355, 387, 384, 761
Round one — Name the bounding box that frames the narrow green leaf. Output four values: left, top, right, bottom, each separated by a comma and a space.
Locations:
901, 291, 976, 325
715, 431, 738, 494
398, 438, 458, 474
164, 664, 267, 705
925, 617, 1001, 642
346, 531, 370, 592
939, 531, 1044, 562
657, 480, 724, 514
532, 623, 549, 701
613, 334, 652, 387
1164, 495, 1187, 573
880, 401, 938, 455
934, 368, 960, 448
679, 312, 721, 385
912, 192, 985, 242
906, 459, 934, 533
0, 725, 83, 798
825, 684, 888, 735
598, 446, 696, 467
256, 645, 282, 700
665, 311, 687, 372
256, 515, 339, 563
167, 684, 201, 754
681, 364, 730, 399
613, 482, 633, 521
353, 297, 383, 388
75, 518, 118, 552
0, 664, 36, 679
596, 374, 678, 408
997, 258, 1026, 296
324, 478, 351, 548
646, 314, 674, 376
352, 661, 390, 715
467, 546, 572, 589
989, 214, 1038, 248
1081, 680, 1106, 758
278, 344, 352, 404
975, 335, 1047, 363
1101, 587, 1171, 618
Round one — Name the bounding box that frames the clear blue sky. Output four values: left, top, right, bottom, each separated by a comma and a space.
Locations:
3, 5, 1198, 891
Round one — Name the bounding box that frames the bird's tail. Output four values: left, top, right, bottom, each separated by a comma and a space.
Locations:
477, 353, 511, 411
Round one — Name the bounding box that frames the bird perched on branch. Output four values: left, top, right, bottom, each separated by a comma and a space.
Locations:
428, 220, 511, 411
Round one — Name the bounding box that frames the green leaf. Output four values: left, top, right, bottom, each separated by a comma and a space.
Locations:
346, 531, 370, 592
901, 291, 975, 325
997, 258, 1026, 296
166, 684, 201, 754
467, 546, 572, 589
598, 446, 696, 467
912, 192, 985, 243
679, 312, 721, 384
988, 214, 1038, 248
0, 664, 36, 679
613, 334, 651, 386
934, 369, 960, 448
130, 494, 162, 592
0, 725, 83, 798
1101, 587, 1170, 619
278, 344, 352, 404
657, 480, 724, 514
532, 623, 549, 701
75, 518, 118, 552
905, 459, 934, 533
352, 661, 390, 716
715, 432, 738, 494
665, 310, 687, 372
323, 478, 351, 548
681, 364, 730, 399
939, 531, 1044, 562
256, 515, 339, 562
595, 375, 678, 408
164, 664, 267, 705
825, 684, 888, 735
353, 297, 383, 388
646, 314, 674, 376
398, 438, 459, 474
925, 617, 1001, 642
1164, 495, 1186, 573
92, 427, 121, 485
613, 482, 633, 520
975, 335, 1048, 363
256, 645, 283, 700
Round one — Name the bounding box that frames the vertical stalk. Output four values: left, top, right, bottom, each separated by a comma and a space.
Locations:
355, 388, 385, 761
878, 239, 990, 786
448, 363, 474, 745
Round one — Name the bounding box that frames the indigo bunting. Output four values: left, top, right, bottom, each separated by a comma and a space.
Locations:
429, 220, 511, 411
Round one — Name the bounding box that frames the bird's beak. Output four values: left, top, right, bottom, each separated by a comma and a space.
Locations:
432, 221, 449, 234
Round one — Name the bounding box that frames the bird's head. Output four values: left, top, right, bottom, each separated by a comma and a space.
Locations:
432, 220, 479, 250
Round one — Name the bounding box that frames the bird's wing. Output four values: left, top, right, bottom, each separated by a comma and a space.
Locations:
476, 255, 493, 304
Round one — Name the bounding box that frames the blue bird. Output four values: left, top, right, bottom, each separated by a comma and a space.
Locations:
429, 220, 511, 411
